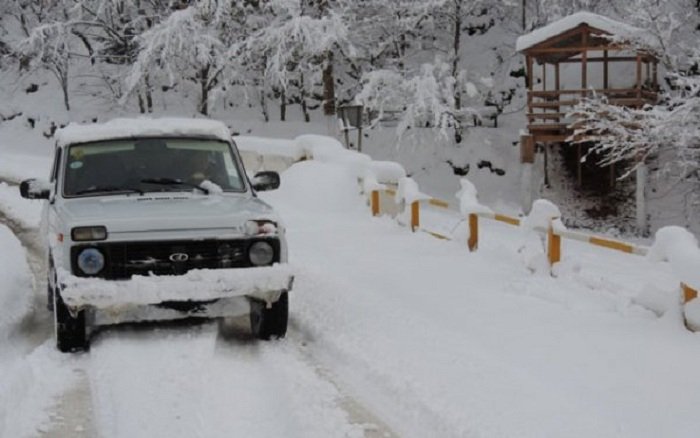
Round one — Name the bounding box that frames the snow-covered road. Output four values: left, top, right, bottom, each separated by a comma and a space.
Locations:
2, 154, 700, 437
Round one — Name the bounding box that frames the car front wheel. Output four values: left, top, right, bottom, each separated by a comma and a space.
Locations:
250, 293, 288, 340
54, 288, 89, 353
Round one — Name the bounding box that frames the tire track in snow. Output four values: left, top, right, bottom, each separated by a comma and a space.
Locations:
0, 185, 98, 437
82, 317, 395, 437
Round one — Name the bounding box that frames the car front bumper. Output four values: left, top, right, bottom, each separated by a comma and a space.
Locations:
57, 264, 294, 324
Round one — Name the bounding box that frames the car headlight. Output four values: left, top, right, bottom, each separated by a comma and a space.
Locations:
248, 241, 275, 266
77, 248, 105, 275
245, 220, 278, 236
72, 226, 107, 241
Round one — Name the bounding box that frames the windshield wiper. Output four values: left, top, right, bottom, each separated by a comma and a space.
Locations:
75, 186, 144, 195
141, 178, 209, 194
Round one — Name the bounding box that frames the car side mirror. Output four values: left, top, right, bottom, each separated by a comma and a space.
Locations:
19, 178, 51, 200
251, 171, 280, 191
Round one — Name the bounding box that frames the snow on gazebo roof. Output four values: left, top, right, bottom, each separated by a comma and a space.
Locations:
515, 11, 655, 53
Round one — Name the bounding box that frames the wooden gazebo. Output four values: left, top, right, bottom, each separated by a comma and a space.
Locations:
517, 12, 659, 187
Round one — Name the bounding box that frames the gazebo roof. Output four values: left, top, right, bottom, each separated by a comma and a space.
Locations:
516, 11, 655, 53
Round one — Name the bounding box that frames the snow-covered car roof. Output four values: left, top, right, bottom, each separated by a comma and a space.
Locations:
515, 11, 656, 52
56, 117, 232, 147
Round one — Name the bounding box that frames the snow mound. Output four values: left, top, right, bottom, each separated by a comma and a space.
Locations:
0, 226, 33, 336
456, 178, 492, 215
235, 136, 305, 160
395, 177, 430, 205
521, 199, 562, 232
648, 226, 700, 291
685, 300, 700, 331
367, 161, 406, 184
269, 160, 366, 215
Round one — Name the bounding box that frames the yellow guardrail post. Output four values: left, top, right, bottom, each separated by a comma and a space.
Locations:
411, 201, 420, 232
468, 213, 478, 251
371, 190, 380, 216
547, 218, 561, 267
682, 282, 698, 304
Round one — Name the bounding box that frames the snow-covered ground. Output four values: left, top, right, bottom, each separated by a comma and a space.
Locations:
1, 136, 700, 437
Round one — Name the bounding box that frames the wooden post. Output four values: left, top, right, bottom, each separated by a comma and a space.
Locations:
682, 283, 698, 304
521, 134, 535, 163
526, 55, 533, 114
653, 60, 658, 91
555, 62, 560, 119
542, 62, 547, 92
603, 50, 609, 90
371, 190, 380, 216
581, 27, 588, 98
547, 219, 561, 267
636, 53, 642, 102
468, 213, 478, 251
411, 201, 419, 232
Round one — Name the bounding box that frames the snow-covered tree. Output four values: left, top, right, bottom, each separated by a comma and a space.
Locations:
236, 0, 351, 121
125, 1, 238, 115
16, 21, 77, 110
358, 59, 480, 141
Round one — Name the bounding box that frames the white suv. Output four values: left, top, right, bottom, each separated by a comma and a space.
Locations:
20, 118, 293, 352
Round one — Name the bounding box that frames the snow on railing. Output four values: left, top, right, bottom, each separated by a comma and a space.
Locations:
364, 175, 700, 331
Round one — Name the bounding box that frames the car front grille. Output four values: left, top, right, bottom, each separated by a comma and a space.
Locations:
71, 238, 280, 280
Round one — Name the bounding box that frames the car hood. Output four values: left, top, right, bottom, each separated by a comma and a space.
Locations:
56, 193, 278, 235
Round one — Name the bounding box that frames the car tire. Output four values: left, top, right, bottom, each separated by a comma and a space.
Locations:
250, 292, 288, 340
54, 288, 89, 353
47, 258, 56, 312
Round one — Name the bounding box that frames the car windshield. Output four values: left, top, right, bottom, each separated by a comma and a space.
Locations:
63, 138, 246, 197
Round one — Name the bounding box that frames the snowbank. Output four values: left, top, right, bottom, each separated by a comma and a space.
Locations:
0, 226, 33, 336
0, 182, 44, 230
0, 153, 52, 184
235, 136, 305, 160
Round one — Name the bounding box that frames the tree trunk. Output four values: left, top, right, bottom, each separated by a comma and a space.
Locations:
145, 74, 153, 113
60, 73, 70, 111
280, 89, 286, 122
199, 65, 210, 116
259, 87, 269, 122
322, 51, 335, 116
300, 74, 310, 122
452, 1, 462, 144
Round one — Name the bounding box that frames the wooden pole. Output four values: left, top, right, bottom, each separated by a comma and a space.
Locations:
636, 53, 642, 102
555, 62, 560, 119
468, 214, 478, 251
603, 50, 609, 89
411, 201, 419, 232
581, 27, 588, 97
526, 55, 533, 114
547, 220, 561, 266
371, 190, 380, 216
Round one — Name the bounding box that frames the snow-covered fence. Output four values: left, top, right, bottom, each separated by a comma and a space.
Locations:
365, 175, 700, 331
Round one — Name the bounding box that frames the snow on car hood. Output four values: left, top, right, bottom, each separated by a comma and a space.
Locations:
56, 193, 277, 234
